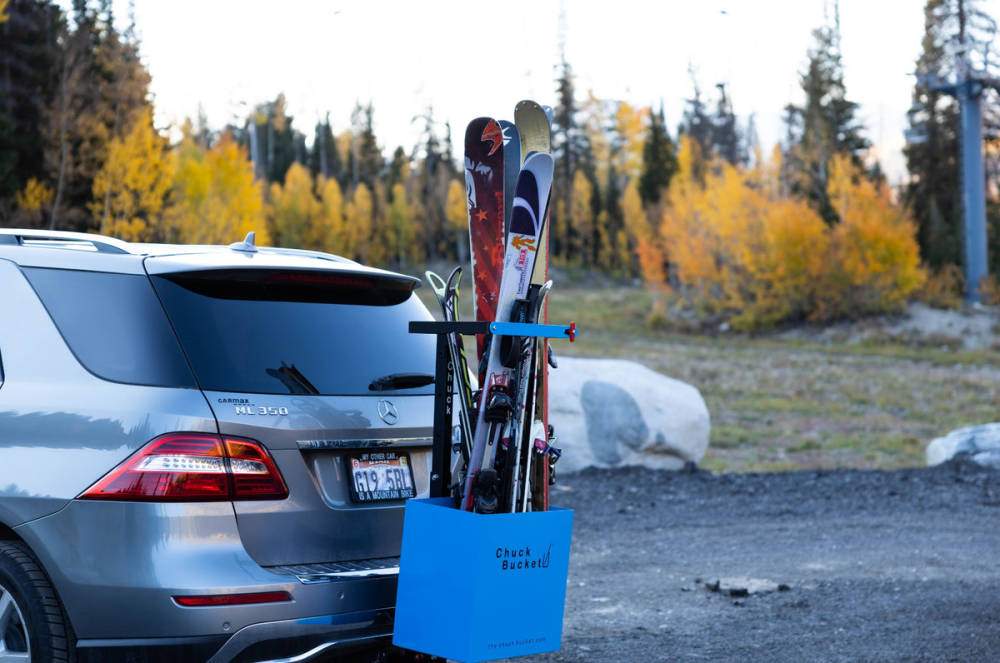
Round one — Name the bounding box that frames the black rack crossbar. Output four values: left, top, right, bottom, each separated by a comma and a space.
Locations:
410, 321, 484, 499
409, 320, 490, 336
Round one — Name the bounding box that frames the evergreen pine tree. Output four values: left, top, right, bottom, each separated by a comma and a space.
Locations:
639, 104, 677, 207
413, 107, 449, 259
552, 57, 579, 260
386, 146, 407, 201
785, 21, 870, 224
604, 163, 624, 271
0, 0, 62, 219
309, 114, 343, 184
678, 69, 713, 181
350, 101, 383, 190
711, 83, 744, 166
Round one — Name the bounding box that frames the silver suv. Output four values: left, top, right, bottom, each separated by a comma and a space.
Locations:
0, 229, 437, 662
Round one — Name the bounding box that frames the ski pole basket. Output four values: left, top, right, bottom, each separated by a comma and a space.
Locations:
392, 320, 575, 662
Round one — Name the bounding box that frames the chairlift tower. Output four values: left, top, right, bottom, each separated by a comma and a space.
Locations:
920, 67, 996, 304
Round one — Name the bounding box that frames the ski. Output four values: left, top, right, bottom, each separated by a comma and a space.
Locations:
463, 152, 554, 512
465, 118, 506, 365
519, 419, 547, 511
425, 268, 474, 468
515, 100, 554, 511
508, 279, 552, 511
499, 120, 521, 238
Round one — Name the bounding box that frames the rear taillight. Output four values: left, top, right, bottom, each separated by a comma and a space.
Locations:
80, 433, 288, 502
225, 437, 288, 499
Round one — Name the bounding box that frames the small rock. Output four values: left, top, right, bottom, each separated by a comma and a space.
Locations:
705, 576, 783, 597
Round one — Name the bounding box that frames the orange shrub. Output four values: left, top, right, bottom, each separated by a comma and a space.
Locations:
816, 156, 925, 320
916, 264, 964, 310
658, 139, 827, 329
648, 141, 924, 329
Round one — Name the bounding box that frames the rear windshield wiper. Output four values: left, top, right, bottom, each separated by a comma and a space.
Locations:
368, 372, 434, 392
266, 362, 320, 395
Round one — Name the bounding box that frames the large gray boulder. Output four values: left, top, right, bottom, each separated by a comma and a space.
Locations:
549, 357, 710, 472
926, 423, 1000, 469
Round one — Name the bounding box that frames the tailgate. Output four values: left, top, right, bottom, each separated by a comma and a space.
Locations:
207, 391, 433, 566
145, 256, 438, 565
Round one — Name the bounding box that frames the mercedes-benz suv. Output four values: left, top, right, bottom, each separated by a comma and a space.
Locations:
0, 229, 437, 662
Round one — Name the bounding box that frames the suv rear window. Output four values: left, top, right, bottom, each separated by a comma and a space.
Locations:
151, 269, 437, 396
23, 268, 197, 387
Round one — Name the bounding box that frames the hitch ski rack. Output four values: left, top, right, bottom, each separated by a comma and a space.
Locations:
407, 319, 575, 498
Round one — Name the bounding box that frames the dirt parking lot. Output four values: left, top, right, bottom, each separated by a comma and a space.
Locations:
536, 461, 1000, 662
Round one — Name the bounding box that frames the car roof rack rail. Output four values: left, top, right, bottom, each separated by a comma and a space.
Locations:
0, 229, 132, 255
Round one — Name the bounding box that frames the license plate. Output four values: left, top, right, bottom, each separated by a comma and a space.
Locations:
346, 451, 416, 503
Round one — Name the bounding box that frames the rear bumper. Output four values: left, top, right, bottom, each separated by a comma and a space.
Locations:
75, 608, 393, 662
14, 500, 401, 657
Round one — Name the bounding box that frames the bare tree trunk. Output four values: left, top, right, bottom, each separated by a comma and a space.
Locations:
50, 56, 71, 230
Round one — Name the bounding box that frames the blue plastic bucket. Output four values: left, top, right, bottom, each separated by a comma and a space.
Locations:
393, 498, 574, 662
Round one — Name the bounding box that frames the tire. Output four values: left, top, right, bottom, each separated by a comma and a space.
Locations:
0, 541, 75, 663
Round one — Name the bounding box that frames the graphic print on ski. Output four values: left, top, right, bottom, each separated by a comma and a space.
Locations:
464, 118, 506, 363
515, 100, 553, 511
463, 152, 554, 512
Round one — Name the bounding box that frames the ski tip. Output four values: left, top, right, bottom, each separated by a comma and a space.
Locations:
523, 150, 554, 172
464, 116, 499, 145
425, 270, 448, 295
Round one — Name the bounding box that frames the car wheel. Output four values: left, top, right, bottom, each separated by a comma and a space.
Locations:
0, 542, 75, 663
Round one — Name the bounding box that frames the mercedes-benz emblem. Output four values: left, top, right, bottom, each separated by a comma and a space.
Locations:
377, 400, 399, 425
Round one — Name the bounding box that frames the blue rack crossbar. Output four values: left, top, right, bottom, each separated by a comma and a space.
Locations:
488, 321, 576, 341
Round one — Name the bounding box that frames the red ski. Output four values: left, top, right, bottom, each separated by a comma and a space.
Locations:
464, 118, 506, 363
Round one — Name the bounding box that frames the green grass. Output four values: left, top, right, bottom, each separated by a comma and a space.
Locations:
416, 278, 1000, 473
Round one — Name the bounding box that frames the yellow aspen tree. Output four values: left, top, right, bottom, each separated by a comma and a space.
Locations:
366, 183, 391, 266
268, 163, 319, 249
444, 178, 468, 259
388, 182, 416, 265
169, 131, 267, 245
595, 210, 615, 272
445, 179, 467, 233
622, 180, 661, 283
582, 92, 611, 183
820, 154, 925, 319
614, 101, 647, 180
311, 177, 346, 254
92, 110, 174, 241
15, 178, 54, 226
343, 183, 373, 262
570, 171, 593, 266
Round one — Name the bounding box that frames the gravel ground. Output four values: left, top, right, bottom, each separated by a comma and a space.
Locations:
535, 461, 1000, 662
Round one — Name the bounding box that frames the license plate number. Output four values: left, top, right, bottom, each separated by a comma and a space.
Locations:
346, 452, 416, 503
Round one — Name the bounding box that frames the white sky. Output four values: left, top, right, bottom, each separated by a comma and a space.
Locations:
99, 0, 1000, 185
